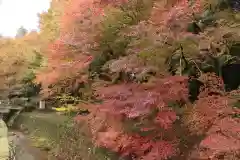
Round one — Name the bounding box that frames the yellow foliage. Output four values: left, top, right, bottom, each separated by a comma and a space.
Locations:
52, 104, 78, 112
0, 32, 44, 96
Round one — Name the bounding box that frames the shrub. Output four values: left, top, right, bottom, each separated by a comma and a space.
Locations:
75, 76, 190, 160
74, 73, 240, 159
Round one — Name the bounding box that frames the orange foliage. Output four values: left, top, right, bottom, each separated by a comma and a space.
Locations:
0, 33, 42, 96
36, 0, 122, 94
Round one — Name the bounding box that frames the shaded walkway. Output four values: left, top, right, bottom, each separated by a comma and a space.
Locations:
8, 131, 48, 160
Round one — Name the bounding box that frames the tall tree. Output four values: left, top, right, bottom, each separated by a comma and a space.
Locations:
15, 26, 28, 38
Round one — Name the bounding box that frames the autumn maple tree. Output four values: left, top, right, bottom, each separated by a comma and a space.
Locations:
35, 0, 240, 159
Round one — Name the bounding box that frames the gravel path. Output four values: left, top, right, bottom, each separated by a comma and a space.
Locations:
8, 131, 48, 160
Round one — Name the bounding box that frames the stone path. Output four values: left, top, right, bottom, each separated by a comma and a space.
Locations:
0, 119, 9, 160
8, 131, 48, 160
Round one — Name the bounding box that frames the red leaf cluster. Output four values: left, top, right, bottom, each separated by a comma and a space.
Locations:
95, 76, 189, 118
184, 95, 233, 135
187, 108, 240, 159
95, 128, 177, 160
75, 74, 240, 159
184, 75, 240, 159
154, 110, 177, 130
148, 0, 203, 40
76, 76, 189, 159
